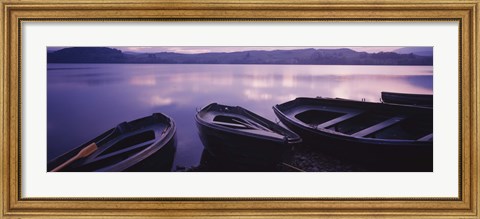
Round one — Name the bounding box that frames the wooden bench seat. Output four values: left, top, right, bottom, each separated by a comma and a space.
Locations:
351, 116, 406, 137
317, 111, 364, 129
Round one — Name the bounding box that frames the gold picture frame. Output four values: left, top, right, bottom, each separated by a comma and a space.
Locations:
1, 0, 478, 218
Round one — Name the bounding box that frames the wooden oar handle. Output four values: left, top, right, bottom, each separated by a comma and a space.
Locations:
51, 143, 98, 172
51, 154, 79, 172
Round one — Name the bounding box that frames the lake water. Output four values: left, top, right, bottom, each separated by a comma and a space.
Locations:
47, 64, 433, 170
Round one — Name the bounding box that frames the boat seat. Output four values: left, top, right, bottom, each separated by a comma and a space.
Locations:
351, 116, 406, 138
316, 111, 364, 129
212, 121, 249, 128
417, 133, 433, 141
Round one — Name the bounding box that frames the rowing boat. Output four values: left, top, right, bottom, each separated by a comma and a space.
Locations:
195, 103, 301, 169
47, 113, 176, 172
381, 91, 433, 107
273, 97, 433, 171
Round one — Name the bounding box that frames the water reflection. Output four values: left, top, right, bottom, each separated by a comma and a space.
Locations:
245, 73, 276, 88
282, 73, 297, 88
147, 96, 173, 106
48, 64, 433, 169
243, 89, 273, 101
130, 75, 157, 86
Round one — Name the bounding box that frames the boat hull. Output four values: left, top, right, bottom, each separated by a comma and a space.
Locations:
120, 134, 176, 172
196, 121, 293, 170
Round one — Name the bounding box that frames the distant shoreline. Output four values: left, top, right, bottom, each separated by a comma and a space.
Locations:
48, 47, 434, 66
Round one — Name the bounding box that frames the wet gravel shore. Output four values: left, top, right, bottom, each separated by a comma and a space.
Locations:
286, 145, 368, 172
176, 145, 370, 172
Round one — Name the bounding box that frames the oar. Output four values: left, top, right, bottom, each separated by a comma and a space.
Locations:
51, 143, 98, 172
231, 118, 256, 129
281, 162, 305, 172
232, 118, 270, 131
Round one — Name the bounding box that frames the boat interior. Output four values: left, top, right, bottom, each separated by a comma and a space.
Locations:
65, 118, 172, 171
213, 115, 263, 130
211, 113, 286, 139
287, 104, 433, 142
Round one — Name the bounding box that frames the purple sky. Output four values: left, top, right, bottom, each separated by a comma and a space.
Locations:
47, 46, 416, 54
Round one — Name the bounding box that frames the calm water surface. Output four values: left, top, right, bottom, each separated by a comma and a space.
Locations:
47, 64, 433, 170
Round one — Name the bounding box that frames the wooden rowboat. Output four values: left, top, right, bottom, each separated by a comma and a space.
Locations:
273, 97, 433, 171
47, 113, 176, 172
381, 91, 433, 107
195, 103, 301, 169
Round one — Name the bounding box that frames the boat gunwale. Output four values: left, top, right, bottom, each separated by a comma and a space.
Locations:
381, 91, 433, 107
381, 91, 433, 99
